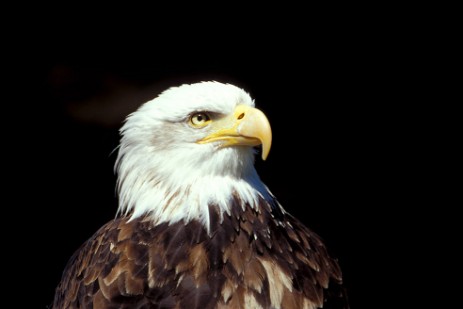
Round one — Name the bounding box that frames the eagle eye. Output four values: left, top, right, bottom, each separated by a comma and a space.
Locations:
189, 112, 211, 128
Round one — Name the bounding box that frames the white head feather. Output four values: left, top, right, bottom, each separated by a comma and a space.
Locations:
115, 81, 273, 231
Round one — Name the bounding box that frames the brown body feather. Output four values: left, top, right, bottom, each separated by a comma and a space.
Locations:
52, 197, 348, 309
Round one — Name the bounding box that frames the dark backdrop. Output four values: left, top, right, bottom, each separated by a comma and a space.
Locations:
8, 12, 412, 309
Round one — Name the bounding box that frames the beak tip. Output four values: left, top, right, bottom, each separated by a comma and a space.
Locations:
260, 146, 270, 161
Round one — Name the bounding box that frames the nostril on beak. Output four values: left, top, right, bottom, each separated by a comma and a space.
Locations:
237, 113, 245, 120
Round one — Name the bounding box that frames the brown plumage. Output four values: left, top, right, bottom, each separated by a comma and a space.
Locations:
53, 197, 348, 309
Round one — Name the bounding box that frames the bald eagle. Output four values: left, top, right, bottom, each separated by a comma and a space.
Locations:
52, 81, 348, 309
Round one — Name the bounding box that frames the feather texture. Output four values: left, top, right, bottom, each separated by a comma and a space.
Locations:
52, 197, 348, 309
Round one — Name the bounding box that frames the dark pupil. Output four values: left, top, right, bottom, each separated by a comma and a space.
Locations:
197, 114, 204, 122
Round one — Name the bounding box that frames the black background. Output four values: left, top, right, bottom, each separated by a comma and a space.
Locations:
6, 8, 425, 309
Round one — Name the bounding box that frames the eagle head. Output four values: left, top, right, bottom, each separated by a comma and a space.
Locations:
116, 81, 275, 231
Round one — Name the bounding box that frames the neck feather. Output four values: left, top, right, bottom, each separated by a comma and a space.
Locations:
116, 146, 273, 233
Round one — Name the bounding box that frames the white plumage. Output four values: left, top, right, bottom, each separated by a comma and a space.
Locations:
116, 81, 275, 231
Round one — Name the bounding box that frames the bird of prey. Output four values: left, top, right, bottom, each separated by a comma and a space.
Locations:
52, 81, 348, 309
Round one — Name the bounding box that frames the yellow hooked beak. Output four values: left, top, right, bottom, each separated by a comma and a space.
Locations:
197, 104, 272, 160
